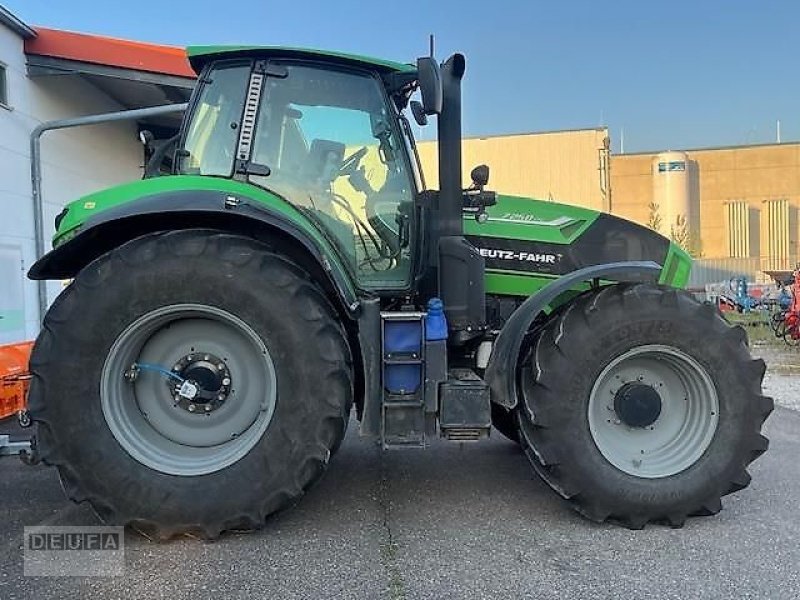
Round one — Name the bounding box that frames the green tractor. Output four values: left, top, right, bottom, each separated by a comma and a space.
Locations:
27, 47, 772, 538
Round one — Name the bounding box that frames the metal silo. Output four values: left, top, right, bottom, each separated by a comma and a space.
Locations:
652, 151, 695, 250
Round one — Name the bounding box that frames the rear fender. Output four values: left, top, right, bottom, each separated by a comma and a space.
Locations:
485, 261, 662, 409
28, 189, 359, 314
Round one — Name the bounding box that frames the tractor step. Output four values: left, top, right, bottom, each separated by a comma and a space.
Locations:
379, 313, 490, 447
442, 428, 486, 442
380, 311, 428, 449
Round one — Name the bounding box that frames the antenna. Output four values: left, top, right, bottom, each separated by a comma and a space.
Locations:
777, 119, 781, 144
429, 34, 435, 57
620, 128, 625, 154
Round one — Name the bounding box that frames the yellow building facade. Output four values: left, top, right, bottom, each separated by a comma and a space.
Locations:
417, 128, 611, 211
611, 142, 800, 265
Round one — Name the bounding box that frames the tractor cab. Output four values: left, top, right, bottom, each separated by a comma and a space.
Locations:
175, 51, 423, 290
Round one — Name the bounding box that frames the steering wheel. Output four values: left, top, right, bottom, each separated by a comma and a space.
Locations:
339, 146, 369, 176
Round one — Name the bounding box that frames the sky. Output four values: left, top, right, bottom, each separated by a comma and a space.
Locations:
5, 0, 800, 153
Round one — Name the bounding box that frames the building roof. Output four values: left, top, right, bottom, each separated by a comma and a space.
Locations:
25, 27, 194, 78
613, 139, 800, 157
186, 45, 416, 76
0, 4, 36, 38
22, 27, 195, 131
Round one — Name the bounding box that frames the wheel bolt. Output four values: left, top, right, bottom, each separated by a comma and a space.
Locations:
222, 378, 230, 386
188, 404, 196, 412
205, 405, 212, 412
218, 394, 225, 401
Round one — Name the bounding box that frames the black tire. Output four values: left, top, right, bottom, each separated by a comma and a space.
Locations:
491, 403, 520, 444
517, 283, 773, 529
28, 229, 353, 539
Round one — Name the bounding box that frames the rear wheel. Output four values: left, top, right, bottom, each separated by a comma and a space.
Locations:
28, 230, 353, 539
517, 283, 773, 528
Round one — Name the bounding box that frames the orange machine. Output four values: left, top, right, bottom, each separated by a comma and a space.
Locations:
0, 341, 33, 424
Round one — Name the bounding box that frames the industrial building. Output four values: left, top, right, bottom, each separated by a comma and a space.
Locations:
416, 127, 611, 212
0, 7, 191, 344
612, 143, 800, 280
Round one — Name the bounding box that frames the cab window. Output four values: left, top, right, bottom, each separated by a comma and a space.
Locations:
249, 63, 416, 289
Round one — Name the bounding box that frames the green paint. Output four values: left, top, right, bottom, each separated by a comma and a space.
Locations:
485, 269, 596, 297
54, 175, 356, 299
464, 194, 598, 244
485, 270, 557, 296
186, 46, 416, 76
658, 243, 692, 288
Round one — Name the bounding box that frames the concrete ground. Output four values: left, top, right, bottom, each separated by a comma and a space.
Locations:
0, 401, 798, 600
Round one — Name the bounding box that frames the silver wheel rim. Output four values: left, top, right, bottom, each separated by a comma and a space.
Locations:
588, 345, 719, 478
101, 304, 277, 476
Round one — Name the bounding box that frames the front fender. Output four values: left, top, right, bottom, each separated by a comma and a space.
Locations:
485, 261, 662, 409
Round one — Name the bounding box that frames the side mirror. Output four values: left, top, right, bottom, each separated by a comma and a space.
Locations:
463, 164, 495, 223
471, 164, 490, 188
416, 57, 442, 115
410, 100, 428, 126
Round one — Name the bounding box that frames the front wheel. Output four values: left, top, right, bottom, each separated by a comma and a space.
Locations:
28, 230, 353, 539
517, 283, 773, 528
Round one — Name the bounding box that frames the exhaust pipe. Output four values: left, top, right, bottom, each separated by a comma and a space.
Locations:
437, 53, 466, 238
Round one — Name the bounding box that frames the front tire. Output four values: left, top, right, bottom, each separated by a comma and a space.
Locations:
517, 283, 773, 528
28, 230, 353, 539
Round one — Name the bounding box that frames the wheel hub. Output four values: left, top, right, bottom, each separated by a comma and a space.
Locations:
613, 382, 662, 428
169, 352, 232, 414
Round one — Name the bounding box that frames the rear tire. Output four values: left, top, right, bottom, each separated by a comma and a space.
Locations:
28, 230, 353, 539
517, 283, 772, 528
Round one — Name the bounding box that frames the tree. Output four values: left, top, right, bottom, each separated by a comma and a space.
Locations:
646, 201, 662, 233
670, 213, 699, 257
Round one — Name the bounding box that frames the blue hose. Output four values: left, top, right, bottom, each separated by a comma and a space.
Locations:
133, 362, 185, 383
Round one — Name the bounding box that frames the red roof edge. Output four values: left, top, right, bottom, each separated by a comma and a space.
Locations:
24, 27, 195, 79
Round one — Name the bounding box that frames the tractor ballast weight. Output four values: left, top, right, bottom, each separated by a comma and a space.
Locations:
26, 46, 772, 537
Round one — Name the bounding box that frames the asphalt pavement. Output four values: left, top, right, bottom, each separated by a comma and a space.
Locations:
1, 407, 798, 599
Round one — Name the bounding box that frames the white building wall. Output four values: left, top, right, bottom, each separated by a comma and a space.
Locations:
0, 23, 143, 344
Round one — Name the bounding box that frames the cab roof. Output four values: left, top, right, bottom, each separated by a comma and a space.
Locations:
186, 45, 416, 76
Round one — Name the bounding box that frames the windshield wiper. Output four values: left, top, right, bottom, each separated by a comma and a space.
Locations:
399, 112, 426, 190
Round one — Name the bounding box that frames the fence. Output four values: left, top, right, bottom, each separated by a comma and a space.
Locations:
687, 256, 799, 290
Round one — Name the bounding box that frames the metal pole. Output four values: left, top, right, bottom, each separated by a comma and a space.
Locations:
30, 103, 187, 322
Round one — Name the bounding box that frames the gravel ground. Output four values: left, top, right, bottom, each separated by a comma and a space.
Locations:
0, 339, 797, 599
751, 340, 800, 411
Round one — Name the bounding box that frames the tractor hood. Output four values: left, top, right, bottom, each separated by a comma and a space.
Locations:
463, 194, 691, 295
